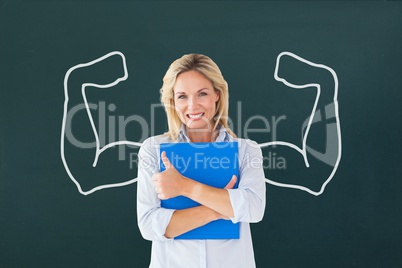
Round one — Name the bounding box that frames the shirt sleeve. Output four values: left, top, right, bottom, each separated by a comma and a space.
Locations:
227, 139, 266, 223
136, 137, 175, 242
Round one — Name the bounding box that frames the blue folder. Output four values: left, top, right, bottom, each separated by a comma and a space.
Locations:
159, 142, 240, 240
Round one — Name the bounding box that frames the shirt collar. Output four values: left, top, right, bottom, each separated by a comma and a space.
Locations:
178, 124, 232, 142
178, 124, 190, 142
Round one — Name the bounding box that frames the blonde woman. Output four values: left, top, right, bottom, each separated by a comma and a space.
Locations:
137, 54, 266, 268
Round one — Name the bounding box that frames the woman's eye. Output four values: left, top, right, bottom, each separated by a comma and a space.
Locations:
177, 95, 186, 99
199, 92, 207, 97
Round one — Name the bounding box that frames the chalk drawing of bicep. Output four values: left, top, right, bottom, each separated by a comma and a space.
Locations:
61, 51, 341, 196
260, 52, 342, 196
61, 51, 141, 195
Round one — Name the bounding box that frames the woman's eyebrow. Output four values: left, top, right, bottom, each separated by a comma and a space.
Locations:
174, 88, 209, 95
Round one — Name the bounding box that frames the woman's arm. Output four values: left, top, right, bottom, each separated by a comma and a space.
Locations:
137, 137, 229, 240
164, 205, 221, 238
181, 177, 236, 218
153, 151, 237, 218
226, 139, 266, 223
139, 138, 265, 241
154, 140, 265, 222
163, 176, 236, 238
137, 137, 175, 241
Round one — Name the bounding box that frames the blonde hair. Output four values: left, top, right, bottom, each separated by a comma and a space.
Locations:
160, 53, 236, 141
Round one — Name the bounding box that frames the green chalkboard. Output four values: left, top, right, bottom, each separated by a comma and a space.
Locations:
1, 1, 401, 267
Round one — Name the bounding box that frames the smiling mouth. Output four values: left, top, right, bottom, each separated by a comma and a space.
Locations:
187, 112, 204, 119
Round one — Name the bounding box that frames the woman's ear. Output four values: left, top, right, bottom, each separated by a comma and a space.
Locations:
215, 91, 220, 102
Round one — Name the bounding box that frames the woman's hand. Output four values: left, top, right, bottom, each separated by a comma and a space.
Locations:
153, 150, 238, 220
152, 151, 187, 200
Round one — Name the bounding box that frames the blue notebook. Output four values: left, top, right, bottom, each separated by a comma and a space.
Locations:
159, 142, 240, 240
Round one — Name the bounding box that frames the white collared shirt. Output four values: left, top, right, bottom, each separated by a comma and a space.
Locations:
137, 126, 266, 268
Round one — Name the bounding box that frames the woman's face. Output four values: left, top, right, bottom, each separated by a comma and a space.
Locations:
173, 70, 220, 131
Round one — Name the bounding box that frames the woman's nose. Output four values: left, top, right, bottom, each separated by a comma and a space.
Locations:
187, 96, 198, 109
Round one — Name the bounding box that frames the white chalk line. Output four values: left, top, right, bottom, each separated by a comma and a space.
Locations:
61, 51, 139, 195
61, 51, 341, 196
261, 51, 342, 196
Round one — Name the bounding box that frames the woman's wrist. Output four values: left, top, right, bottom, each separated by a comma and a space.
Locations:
181, 176, 199, 198
199, 206, 221, 223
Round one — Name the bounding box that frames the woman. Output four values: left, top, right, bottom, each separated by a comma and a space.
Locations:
137, 54, 266, 268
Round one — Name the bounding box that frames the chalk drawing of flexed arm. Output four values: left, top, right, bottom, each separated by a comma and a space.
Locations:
261, 52, 342, 196
61, 51, 140, 195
